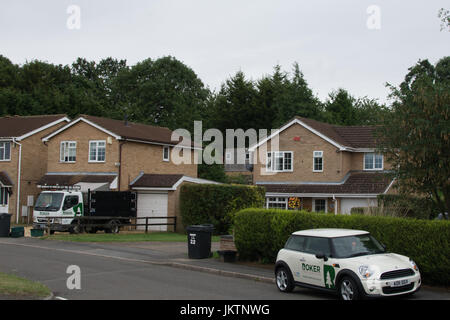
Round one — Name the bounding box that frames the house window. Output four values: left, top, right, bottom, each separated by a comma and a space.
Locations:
364, 153, 383, 170
0, 188, 8, 205
313, 151, 323, 172
267, 152, 293, 172
89, 141, 106, 162
0, 142, 11, 161
60, 141, 77, 163
163, 146, 170, 162
313, 199, 327, 213
266, 197, 288, 209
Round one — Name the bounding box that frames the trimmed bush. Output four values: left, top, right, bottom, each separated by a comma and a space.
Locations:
180, 184, 265, 234
234, 208, 450, 286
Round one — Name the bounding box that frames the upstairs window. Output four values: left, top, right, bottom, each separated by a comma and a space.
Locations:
0, 142, 11, 161
364, 153, 383, 170
313, 151, 323, 172
267, 152, 293, 172
60, 141, 77, 163
89, 141, 106, 162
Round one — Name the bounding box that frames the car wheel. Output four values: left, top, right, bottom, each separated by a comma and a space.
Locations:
276, 267, 294, 293
339, 276, 361, 300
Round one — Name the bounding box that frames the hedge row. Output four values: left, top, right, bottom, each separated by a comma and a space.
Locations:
180, 184, 265, 234
234, 208, 450, 286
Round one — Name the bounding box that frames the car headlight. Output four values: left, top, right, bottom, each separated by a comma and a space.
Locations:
409, 259, 419, 272
358, 265, 375, 279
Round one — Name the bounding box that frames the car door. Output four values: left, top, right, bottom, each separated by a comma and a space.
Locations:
283, 235, 307, 282
300, 237, 331, 288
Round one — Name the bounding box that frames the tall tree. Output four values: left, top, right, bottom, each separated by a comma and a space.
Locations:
324, 88, 358, 125
378, 57, 450, 217
120, 56, 209, 133
273, 63, 323, 127
210, 71, 260, 132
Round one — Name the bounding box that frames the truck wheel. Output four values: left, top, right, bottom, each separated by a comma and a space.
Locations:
70, 222, 84, 234
105, 220, 120, 234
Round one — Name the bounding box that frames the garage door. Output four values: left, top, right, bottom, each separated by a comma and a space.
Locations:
340, 198, 377, 215
137, 193, 168, 231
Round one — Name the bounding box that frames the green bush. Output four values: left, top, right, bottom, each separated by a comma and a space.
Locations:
377, 194, 439, 219
234, 208, 450, 286
180, 184, 265, 234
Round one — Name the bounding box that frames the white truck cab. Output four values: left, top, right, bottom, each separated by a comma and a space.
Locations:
275, 229, 421, 300
33, 190, 84, 232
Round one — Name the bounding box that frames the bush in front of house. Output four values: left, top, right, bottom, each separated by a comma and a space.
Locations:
234, 208, 450, 286
180, 184, 265, 234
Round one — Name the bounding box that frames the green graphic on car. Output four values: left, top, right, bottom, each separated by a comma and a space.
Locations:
323, 265, 336, 289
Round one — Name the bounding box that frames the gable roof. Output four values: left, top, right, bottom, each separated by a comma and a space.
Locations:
0, 114, 70, 140
249, 116, 378, 152
43, 115, 199, 149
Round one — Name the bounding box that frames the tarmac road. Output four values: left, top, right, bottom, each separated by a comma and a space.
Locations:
0, 238, 448, 300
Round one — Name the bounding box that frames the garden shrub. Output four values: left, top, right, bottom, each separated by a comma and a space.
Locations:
180, 184, 265, 234
234, 208, 450, 286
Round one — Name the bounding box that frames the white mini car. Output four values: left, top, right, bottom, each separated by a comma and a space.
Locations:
275, 229, 421, 300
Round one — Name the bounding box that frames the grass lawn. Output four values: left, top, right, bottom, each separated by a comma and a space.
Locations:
40, 232, 220, 243
0, 272, 51, 299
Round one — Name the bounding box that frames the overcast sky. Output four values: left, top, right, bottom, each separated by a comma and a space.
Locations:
1, 0, 449, 104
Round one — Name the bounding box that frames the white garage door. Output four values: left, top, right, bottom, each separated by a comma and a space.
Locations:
340, 198, 377, 215
137, 193, 168, 231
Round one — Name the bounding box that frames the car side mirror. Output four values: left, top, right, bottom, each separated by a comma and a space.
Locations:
315, 252, 328, 262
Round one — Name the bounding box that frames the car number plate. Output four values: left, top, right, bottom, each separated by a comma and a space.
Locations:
390, 279, 409, 287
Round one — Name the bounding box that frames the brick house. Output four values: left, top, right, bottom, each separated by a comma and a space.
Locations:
39, 115, 217, 231
248, 116, 395, 214
0, 115, 70, 223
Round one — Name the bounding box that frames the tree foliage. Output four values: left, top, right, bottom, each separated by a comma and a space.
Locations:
378, 57, 450, 215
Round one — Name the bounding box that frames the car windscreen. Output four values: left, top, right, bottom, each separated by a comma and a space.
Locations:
34, 193, 64, 212
331, 234, 385, 258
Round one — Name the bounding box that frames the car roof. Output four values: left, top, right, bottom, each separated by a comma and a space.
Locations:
292, 228, 369, 238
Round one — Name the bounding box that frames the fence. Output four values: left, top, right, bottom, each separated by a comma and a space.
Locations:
35, 216, 177, 234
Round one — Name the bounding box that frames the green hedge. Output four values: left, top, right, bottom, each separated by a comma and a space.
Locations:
234, 208, 450, 286
180, 184, 265, 234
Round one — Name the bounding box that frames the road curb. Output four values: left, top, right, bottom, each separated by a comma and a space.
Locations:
163, 261, 275, 284
42, 292, 54, 300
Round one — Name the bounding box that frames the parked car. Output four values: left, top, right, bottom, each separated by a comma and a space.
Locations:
275, 229, 421, 300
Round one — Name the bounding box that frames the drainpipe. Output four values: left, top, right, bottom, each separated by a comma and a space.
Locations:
118, 140, 125, 192
12, 138, 22, 224
332, 194, 338, 216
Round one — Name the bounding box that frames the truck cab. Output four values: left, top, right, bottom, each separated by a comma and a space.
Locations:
33, 190, 84, 232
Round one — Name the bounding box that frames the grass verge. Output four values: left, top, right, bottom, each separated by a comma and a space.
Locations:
40, 232, 220, 243
0, 272, 51, 299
